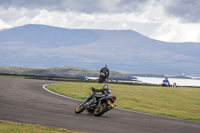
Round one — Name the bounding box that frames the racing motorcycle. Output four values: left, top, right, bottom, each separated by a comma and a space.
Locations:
75, 85, 116, 117
98, 72, 107, 83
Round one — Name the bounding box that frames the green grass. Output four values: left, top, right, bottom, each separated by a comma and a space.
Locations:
46, 82, 200, 122
0, 121, 85, 133
0, 74, 28, 78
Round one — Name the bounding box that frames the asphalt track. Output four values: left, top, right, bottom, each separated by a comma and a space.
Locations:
0, 77, 200, 133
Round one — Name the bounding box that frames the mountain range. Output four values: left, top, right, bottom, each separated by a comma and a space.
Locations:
0, 24, 200, 76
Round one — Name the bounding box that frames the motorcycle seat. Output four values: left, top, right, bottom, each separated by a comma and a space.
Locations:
94, 94, 105, 98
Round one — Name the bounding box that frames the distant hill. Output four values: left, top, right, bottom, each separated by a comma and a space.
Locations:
0, 24, 200, 76
0, 66, 97, 78
0, 66, 134, 80
0, 24, 99, 48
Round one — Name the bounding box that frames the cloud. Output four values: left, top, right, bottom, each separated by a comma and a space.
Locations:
165, 0, 200, 23
0, 19, 10, 29
1, 0, 199, 22
152, 21, 200, 42
0, 0, 149, 13
0, 0, 200, 42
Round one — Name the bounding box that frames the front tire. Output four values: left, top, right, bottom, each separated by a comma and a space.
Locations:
75, 102, 85, 114
93, 103, 107, 116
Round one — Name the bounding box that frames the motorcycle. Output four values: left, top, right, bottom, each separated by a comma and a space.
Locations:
75, 86, 116, 117
98, 73, 107, 83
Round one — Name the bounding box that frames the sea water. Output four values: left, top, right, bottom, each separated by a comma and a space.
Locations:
135, 77, 200, 87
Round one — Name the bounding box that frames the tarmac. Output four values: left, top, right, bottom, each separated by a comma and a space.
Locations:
0, 77, 200, 133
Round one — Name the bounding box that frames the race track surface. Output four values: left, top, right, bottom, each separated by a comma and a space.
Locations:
0, 77, 200, 133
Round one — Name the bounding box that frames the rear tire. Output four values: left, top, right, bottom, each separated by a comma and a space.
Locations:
99, 77, 106, 83
75, 102, 85, 114
98, 78, 103, 83
93, 103, 107, 116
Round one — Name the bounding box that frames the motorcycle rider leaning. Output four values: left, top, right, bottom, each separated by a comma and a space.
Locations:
91, 84, 116, 109
92, 84, 111, 96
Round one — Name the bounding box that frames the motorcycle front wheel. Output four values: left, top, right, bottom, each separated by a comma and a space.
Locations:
93, 103, 107, 116
75, 102, 85, 114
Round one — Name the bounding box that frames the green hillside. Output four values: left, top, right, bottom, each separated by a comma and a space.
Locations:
0, 66, 135, 80
0, 66, 97, 78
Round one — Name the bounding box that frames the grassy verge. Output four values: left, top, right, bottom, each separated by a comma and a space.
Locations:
0, 121, 85, 133
46, 82, 200, 122
0, 74, 28, 78
0, 74, 93, 82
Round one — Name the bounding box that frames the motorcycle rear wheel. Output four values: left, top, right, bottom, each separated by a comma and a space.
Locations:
75, 102, 85, 114
93, 103, 107, 116
98, 78, 106, 83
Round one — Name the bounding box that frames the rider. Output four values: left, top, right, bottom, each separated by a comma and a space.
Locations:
162, 77, 170, 87
100, 65, 109, 79
92, 84, 111, 96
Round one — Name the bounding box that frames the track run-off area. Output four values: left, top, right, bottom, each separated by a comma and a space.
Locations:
0, 77, 200, 133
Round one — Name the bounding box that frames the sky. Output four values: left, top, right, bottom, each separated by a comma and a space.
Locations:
0, 0, 200, 43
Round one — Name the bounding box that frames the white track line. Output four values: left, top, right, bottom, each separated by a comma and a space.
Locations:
42, 84, 199, 123
42, 84, 82, 102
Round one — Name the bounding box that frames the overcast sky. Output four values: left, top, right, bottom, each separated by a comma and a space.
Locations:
0, 0, 200, 42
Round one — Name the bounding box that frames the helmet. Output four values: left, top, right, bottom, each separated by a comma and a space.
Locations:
103, 84, 109, 89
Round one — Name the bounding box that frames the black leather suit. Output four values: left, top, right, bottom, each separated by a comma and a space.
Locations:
100, 67, 109, 79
